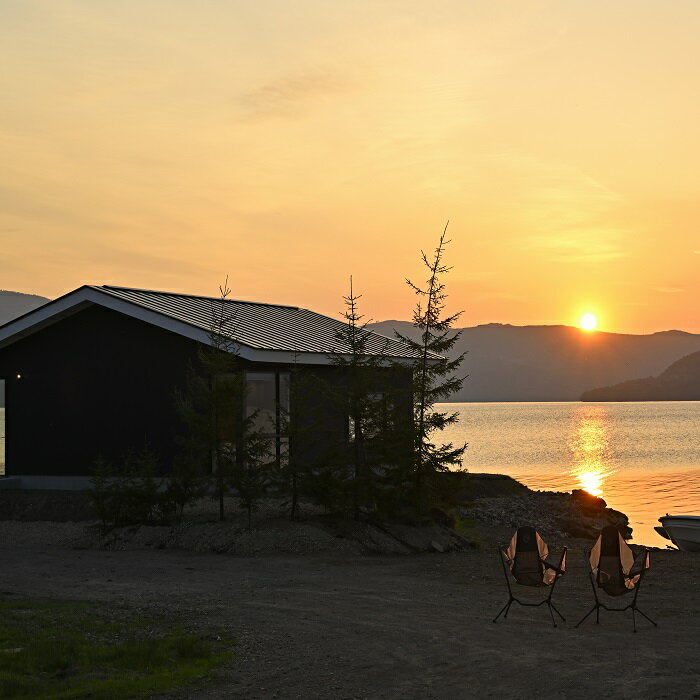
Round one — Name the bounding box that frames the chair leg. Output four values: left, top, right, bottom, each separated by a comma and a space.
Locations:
547, 602, 557, 627
550, 601, 566, 622
632, 607, 637, 633
493, 598, 512, 623
634, 606, 658, 627
575, 604, 598, 629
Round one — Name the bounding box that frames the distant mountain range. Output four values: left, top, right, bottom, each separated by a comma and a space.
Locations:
3, 291, 699, 402
581, 350, 700, 401
369, 321, 700, 402
0, 291, 49, 326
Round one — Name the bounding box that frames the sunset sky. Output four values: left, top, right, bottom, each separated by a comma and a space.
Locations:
2, 1, 699, 333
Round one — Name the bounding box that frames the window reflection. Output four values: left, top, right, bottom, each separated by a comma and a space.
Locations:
246, 371, 290, 466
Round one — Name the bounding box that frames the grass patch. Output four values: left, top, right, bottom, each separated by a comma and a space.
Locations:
451, 514, 483, 547
0, 597, 233, 699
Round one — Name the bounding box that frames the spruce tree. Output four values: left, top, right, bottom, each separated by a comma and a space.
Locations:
394, 224, 467, 514
175, 279, 268, 522
328, 278, 387, 519
275, 357, 324, 521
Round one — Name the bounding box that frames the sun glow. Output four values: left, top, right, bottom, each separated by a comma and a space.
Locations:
579, 313, 598, 331
569, 408, 614, 498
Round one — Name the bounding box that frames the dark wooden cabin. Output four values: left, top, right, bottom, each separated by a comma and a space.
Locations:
0, 286, 417, 489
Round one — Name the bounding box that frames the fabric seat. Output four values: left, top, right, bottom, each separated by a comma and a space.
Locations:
575, 525, 657, 632
493, 526, 567, 627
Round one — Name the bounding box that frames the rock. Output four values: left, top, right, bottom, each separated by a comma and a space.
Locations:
378, 522, 454, 553
571, 489, 607, 511
430, 540, 445, 553
556, 516, 598, 539
459, 486, 633, 541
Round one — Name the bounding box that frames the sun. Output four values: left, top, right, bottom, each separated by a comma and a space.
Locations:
579, 313, 598, 331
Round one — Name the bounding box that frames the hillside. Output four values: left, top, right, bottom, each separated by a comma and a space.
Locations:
581, 350, 700, 401
0, 291, 49, 326
369, 321, 700, 402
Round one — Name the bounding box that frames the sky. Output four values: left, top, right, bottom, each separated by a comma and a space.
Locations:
1, 0, 699, 333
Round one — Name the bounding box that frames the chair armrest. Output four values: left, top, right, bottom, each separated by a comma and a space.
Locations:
543, 547, 567, 576
627, 549, 649, 579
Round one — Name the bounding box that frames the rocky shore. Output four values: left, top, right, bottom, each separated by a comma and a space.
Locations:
456, 474, 632, 541
0, 472, 633, 554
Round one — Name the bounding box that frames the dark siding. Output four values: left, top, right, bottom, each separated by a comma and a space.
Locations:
0, 305, 413, 478
0, 306, 200, 476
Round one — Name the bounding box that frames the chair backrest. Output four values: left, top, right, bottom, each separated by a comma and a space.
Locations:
589, 525, 649, 597
505, 526, 549, 587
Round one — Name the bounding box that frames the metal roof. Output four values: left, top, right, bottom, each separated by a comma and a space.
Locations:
93, 286, 423, 360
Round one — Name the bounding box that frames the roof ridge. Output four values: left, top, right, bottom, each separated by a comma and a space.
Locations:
98, 285, 301, 311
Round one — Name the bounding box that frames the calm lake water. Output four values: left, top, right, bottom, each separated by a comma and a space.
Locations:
438, 402, 700, 546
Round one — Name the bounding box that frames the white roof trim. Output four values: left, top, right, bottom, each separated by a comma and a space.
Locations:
0, 286, 415, 366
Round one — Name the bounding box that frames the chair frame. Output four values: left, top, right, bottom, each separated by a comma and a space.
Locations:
574, 548, 658, 633
493, 545, 567, 627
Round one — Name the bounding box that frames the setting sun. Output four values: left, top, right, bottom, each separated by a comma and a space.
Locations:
579, 313, 598, 331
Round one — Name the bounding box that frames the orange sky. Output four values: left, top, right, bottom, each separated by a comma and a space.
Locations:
2, 1, 699, 333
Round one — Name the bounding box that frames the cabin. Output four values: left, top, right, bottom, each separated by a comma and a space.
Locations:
0, 286, 418, 489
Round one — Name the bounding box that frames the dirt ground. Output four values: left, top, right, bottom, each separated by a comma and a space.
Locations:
1, 530, 698, 700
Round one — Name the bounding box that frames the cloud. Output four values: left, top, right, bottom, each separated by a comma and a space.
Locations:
654, 287, 684, 293
490, 154, 628, 263
527, 234, 626, 263
235, 71, 356, 121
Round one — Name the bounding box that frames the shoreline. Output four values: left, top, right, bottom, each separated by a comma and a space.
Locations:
0, 473, 643, 555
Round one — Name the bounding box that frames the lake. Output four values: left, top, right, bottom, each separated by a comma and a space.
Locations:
437, 401, 700, 546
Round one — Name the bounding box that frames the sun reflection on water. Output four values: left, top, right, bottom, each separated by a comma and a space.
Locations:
569, 407, 614, 497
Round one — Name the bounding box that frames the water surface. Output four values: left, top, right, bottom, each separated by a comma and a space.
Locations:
438, 401, 700, 546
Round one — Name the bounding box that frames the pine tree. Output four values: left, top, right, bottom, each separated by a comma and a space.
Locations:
275, 357, 324, 521
394, 224, 467, 515
328, 278, 387, 519
175, 278, 268, 522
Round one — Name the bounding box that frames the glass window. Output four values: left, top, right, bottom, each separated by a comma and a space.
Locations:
246, 372, 277, 434
245, 371, 291, 466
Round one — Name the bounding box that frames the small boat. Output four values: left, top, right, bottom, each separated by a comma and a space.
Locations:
656, 515, 700, 552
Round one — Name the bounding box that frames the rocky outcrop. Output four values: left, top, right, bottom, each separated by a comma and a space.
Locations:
458, 485, 631, 540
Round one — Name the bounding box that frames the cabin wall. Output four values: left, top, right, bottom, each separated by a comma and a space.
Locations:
0, 305, 413, 487
0, 306, 200, 480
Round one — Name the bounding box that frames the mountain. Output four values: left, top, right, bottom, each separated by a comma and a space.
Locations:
581, 350, 700, 401
0, 291, 49, 326
369, 321, 700, 402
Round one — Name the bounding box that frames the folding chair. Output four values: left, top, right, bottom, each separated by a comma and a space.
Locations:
493, 525, 567, 627
575, 525, 657, 633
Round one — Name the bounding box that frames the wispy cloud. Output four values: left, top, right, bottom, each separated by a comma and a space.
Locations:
235, 71, 356, 121
655, 287, 684, 293
494, 155, 628, 263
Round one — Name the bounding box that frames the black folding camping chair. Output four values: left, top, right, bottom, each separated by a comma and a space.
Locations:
493, 525, 567, 627
575, 525, 657, 632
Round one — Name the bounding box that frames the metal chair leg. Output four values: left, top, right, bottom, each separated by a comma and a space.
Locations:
575, 604, 597, 629
550, 601, 566, 622
635, 607, 658, 627
493, 599, 512, 623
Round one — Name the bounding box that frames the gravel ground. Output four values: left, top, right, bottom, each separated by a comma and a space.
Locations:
1, 523, 697, 699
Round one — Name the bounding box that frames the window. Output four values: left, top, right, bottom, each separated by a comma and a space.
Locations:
246, 371, 290, 465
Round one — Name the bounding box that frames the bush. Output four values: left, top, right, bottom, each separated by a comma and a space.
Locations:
88, 447, 181, 530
